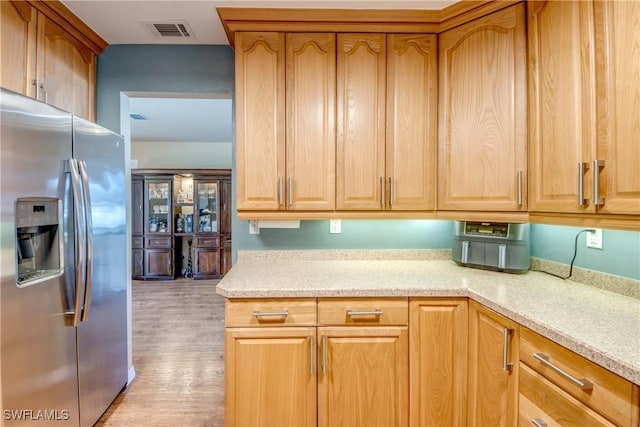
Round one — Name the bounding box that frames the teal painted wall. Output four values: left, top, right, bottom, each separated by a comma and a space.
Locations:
96, 45, 639, 281
531, 224, 640, 280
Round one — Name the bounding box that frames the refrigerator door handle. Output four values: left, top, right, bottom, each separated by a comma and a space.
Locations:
78, 160, 93, 322
66, 159, 84, 327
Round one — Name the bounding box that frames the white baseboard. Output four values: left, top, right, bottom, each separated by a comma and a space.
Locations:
127, 366, 136, 385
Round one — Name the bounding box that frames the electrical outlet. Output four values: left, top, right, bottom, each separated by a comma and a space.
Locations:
249, 220, 260, 235
329, 219, 341, 234
586, 228, 603, 249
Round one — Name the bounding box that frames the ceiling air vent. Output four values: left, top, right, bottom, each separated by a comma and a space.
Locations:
142, 20, 194, 38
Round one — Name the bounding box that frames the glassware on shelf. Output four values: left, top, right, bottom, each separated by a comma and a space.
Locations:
177, 190, 185, 204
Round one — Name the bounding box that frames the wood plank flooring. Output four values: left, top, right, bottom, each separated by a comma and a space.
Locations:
96, 279, 225, 426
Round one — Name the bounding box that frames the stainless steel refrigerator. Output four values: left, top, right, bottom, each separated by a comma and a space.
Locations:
1, 88, 127, 426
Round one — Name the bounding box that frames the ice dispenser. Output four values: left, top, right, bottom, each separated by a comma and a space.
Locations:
452, 221, 530, 273
15, 198, 64, 286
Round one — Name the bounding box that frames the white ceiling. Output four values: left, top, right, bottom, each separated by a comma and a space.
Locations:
61, 0, 457, 143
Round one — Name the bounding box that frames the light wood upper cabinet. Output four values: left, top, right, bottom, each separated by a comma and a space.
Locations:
1, 1, 37, 97
225, 327, 316, 427
410, 299, 467, 427
468, 300, 519, 427
1, 1, 101, 120
336, 33, 386, 210
438, 4, 527, 212
336, 33, 437, 212
387, 34, 438, 211
38, 14, 96, 120
235, 32, 286, 211
286, 33, 336, 211
593, 0, 640, 215
528, 0, 597, 214
317, 326, 408, 427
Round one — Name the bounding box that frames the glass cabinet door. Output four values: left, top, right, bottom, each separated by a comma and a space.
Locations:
147, 180, 171, 233
195, 181, 218, 233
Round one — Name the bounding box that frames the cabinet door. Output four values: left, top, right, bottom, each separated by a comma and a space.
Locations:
193, 248, 220, 278
468, 301, 519, 427
387, 34, 438, 211
132, 249, 144, 279
336, 33, 386, 210
145, 179, 172, 234
286, 33, 336, 211
225, 327, 316, 427
593, 0, 640, 215
144, 249, 173, 278
438, 4, 527, 211
235, 32, 285, 210
194, 180, 218, 233
1, 1, 37, 97
528, 0, 597, 213
220, 180, 232, 234
318, 326, 408, 427
410, 299, 468, 427
131, 177, 144, 236
37, 14, 96, 120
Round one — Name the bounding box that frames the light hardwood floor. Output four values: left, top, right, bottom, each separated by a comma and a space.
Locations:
96, 279, 225, 426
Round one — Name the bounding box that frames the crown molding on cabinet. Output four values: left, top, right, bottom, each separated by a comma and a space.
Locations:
217, 1, 521, 48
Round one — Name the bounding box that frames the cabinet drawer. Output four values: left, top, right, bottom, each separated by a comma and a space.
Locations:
145, 236, 172, 249
519, 363, 616, 427
195, 236, 220, 248
318, 298, 408, 326
520, 327, 639, 427
132, 236, 144, 249
225, 298, 316, 327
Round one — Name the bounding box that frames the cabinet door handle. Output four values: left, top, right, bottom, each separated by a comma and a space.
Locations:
252, 310, 288, 318
278, 176, 284, 207
389, 176, 395, 207
502, 328, 514, 371
288, 176, 293, 207
531, 418, 547, 427
517, 170, 523, 206
321, 335, 327, 375
346, 310, 383, 317
593, 160, 605, 206
380, 176, 385, 207
578, 162, 590, 206
532, 353, 594, 390
309, 335, 314, 375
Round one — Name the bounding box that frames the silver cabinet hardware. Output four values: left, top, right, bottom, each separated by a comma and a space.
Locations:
288, 176, 293, 207
309, 336, 314, 375
532, 353, 594, 390
252, 310, 289, 318
380, 176, 385, 207
346, 310, 384, 317
321, 335, 327, 375
578, 162, 590, 206
517, 170, 523, 206
278, 176, 284, 207
593, 160, 605, 206
502, 328, 514, 371
531, 418, 547, 427
389, 176, 395, 206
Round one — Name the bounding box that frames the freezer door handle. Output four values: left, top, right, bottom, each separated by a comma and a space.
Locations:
66, 159, 84, 327
78, 160, 93, 322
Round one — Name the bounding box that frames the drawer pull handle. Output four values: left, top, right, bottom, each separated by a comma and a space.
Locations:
533, 353, 594, 390
531, 418, 547, 427
253, 310, 289, 318
346, 310, 384, 317
578, 162, 590, 206
502, 328, 514, 371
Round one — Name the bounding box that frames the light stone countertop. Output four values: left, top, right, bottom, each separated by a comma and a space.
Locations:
216, 251, 640, 385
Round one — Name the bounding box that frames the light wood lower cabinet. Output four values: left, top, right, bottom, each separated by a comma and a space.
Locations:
224, 327, 316, 427
317, 326, 408, 427
468, 300, 519, 427
409, 299, 468, 427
